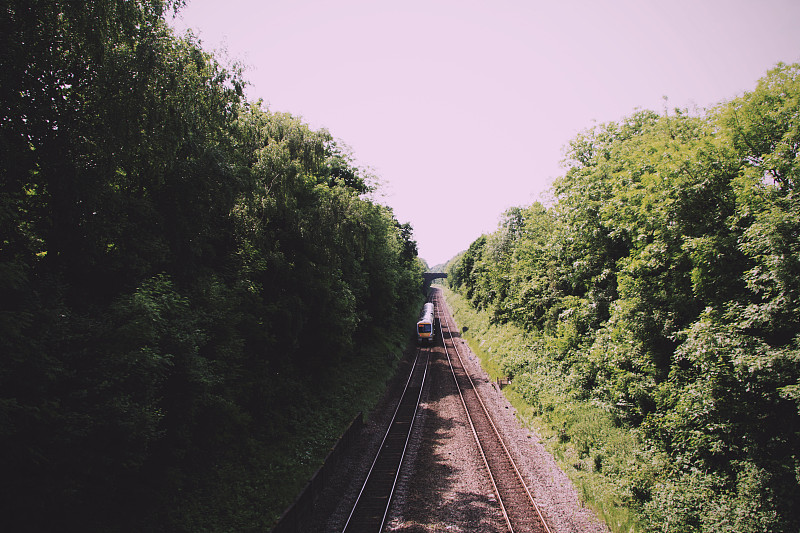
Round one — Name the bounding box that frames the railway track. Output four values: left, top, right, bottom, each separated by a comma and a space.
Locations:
342, 343, 431, 532
339, 289, 551, 532
434, 290, 553, 533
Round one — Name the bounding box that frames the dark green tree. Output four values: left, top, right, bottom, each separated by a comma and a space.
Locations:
0, 1, 423, 530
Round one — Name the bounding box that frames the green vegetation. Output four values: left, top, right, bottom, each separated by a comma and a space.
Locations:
445, 288, 641, 531
0, 1, 423, 530
447, 63, 800, 532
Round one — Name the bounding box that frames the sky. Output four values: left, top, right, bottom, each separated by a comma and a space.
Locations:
169, 0, 800, 267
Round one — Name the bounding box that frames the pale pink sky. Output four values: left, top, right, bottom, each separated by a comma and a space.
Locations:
170, 0, 800, 267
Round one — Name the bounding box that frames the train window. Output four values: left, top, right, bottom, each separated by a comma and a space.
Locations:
418, 323, 432, 333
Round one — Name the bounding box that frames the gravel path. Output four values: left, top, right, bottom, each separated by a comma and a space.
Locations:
305, 292, 608, 533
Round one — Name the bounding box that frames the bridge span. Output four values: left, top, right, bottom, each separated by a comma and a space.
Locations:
422, 272, 447, 293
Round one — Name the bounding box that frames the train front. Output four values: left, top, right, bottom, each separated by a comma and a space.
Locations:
416, 303, 435, 345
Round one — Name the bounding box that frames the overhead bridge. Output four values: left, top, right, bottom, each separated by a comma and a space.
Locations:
423, 272, 447, 283
422, 272, 447, 292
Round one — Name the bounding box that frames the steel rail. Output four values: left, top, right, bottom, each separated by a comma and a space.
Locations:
434, 289, 552, 533
341, 345, 431, 533
434, 298, 513, 529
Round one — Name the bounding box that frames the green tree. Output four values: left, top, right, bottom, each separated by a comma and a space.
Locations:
449, 63, 800, 531
0, 1, 423, 530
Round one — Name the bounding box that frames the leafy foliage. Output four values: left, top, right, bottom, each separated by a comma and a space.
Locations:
448, 63, 800, 532
0, 1, 423, 530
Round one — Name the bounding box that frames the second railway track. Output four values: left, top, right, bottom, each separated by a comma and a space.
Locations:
342, 343, 431, 532
434, 290, 552, 533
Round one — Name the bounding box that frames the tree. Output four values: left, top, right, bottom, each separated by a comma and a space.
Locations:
0, 1, 423, 529
450, 63, 800, 531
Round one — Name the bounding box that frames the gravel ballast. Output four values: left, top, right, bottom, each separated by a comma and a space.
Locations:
305, 292, 609, 532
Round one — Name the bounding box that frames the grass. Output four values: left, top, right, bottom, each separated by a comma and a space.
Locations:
256, 302, 423, 528
442, 287, 642, 533
162, 298, 423, 532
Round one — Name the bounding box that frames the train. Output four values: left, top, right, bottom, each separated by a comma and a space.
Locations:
416, 302, 435, 345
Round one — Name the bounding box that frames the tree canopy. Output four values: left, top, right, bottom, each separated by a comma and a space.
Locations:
1, 1, 423, 530
448, 63, 800, 532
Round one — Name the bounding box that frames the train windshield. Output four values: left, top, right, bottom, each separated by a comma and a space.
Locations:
418, 323, 432, 333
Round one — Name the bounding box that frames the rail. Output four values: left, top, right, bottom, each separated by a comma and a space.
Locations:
341, 345, 431, 532
435, 290, 552, 533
